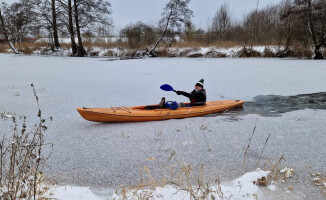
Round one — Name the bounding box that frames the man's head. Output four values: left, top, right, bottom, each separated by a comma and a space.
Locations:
195, 79, 204, 91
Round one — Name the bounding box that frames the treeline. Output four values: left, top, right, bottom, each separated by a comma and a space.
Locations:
0, 0, 325, 59
120, 0, 326, 59
0, 0, 112, 56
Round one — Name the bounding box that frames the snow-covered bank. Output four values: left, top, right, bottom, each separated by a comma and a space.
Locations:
0, 44, 319, 59
45, 169, 270, 200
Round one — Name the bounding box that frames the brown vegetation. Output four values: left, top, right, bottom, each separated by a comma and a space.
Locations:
0, 84, 52, 200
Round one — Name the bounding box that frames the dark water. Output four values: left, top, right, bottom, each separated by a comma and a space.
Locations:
212, 92, 326, 118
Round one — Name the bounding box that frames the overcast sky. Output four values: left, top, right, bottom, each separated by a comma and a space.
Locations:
2, 0, 283, 31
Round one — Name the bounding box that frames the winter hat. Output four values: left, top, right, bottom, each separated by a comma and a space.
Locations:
195, 79, 204, 88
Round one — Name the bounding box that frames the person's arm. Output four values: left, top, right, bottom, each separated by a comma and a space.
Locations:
175, 90, 194, 99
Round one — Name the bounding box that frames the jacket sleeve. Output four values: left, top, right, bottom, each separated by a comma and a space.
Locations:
178, 91, 194, 99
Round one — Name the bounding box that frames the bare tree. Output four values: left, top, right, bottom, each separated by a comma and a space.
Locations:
211, 4, 232, 42
52, 0, 60, 49
279, 0, 298, 51
73, 0, 86, 56
120, 21, 156, 49
0, 3, 19, 54
72, 0, 112, 57
31, 0, 63, 51
149, 0, 193, 56
57, 0, 78, 54
67, 0, 77, 54
284, 0, 326, 59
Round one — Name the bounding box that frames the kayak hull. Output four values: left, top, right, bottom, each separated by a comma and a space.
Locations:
77, 100, 244, 123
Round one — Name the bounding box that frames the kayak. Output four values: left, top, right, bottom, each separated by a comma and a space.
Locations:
77, 100, 244, 123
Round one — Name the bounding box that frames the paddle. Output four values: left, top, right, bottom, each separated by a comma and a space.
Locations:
160, 84, 176, 92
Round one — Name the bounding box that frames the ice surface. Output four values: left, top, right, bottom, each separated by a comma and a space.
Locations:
1, 54, 326, 199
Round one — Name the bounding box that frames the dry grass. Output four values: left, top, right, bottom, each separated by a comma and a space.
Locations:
172, 40, 241, 49
15, 42, 47, 54
309, 167, 326, 197
0, 109, 15, 119
243, 119, 290, 185
117, 122, 289, 199
0, 44, 8, 53
263, 47, 276, 57
0, 83, 53, 200
237, 45, 262, 58
119, 153, 227, 200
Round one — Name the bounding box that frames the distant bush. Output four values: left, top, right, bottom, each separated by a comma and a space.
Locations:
18, 46, 33, 55
204, 50, 227, 58
187, 52, 203, 58
120, 21, 156, 49
179, 48, 194, 57
103, 49, 118, 57
263, 47, 275, 57
275, 46, 313, 58
0, 44, 8, 53
237, 45, 261, 57
88, 48, 100, 57
154, 48, 168, 57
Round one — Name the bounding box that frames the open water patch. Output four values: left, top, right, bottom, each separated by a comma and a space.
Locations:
213, 92, 326, 118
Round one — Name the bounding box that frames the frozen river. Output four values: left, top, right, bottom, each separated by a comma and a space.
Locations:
0, 54, 326, 199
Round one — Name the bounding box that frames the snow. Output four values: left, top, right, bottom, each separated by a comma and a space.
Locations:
268, 184, 276, 191
166, 46, 280, 57
45, 169, 270, 200
280, 167, 294, 178
0, 42, 283, 58
44, 186, 102, 200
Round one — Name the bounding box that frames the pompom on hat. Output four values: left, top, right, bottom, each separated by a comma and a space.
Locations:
195, 79, 204, 88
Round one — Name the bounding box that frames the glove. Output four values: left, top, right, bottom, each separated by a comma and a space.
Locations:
175, 91, 181, 95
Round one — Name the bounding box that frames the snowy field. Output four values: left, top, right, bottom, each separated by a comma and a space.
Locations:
0, 54, 326, 199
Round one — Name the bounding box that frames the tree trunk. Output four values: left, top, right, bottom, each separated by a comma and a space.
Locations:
148, 9, 172, 57
314, 44, 323, 59
73, 0, 86, 57
52, 0, 60, 49
68, 0, 77, 55
0, 8, 19, 54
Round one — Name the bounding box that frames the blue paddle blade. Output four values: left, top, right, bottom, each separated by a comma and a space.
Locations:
160, 84, 174, 91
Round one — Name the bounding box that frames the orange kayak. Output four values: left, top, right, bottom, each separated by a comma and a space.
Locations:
77, 100, 244, 123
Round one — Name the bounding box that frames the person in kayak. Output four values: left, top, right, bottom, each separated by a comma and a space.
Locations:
174, 79, 207, 106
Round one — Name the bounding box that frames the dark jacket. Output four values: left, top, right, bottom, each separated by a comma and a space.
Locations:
177, 89, 207, 106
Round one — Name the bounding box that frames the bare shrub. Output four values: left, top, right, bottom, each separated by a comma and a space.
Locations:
154, 48, 168, 57
0, 83, 52, 200
187, 52, 203, 58
0, 44, 8, 53
276, 45, 313, 59
204, 51, 227, 58
87, 48, 100, 57
103, 50, 118, 57
179, 48, 194, 57
121, 21, 156, 50
17, 46, 33, 55
237, 45, 261, 58
263, 47, 276, 57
